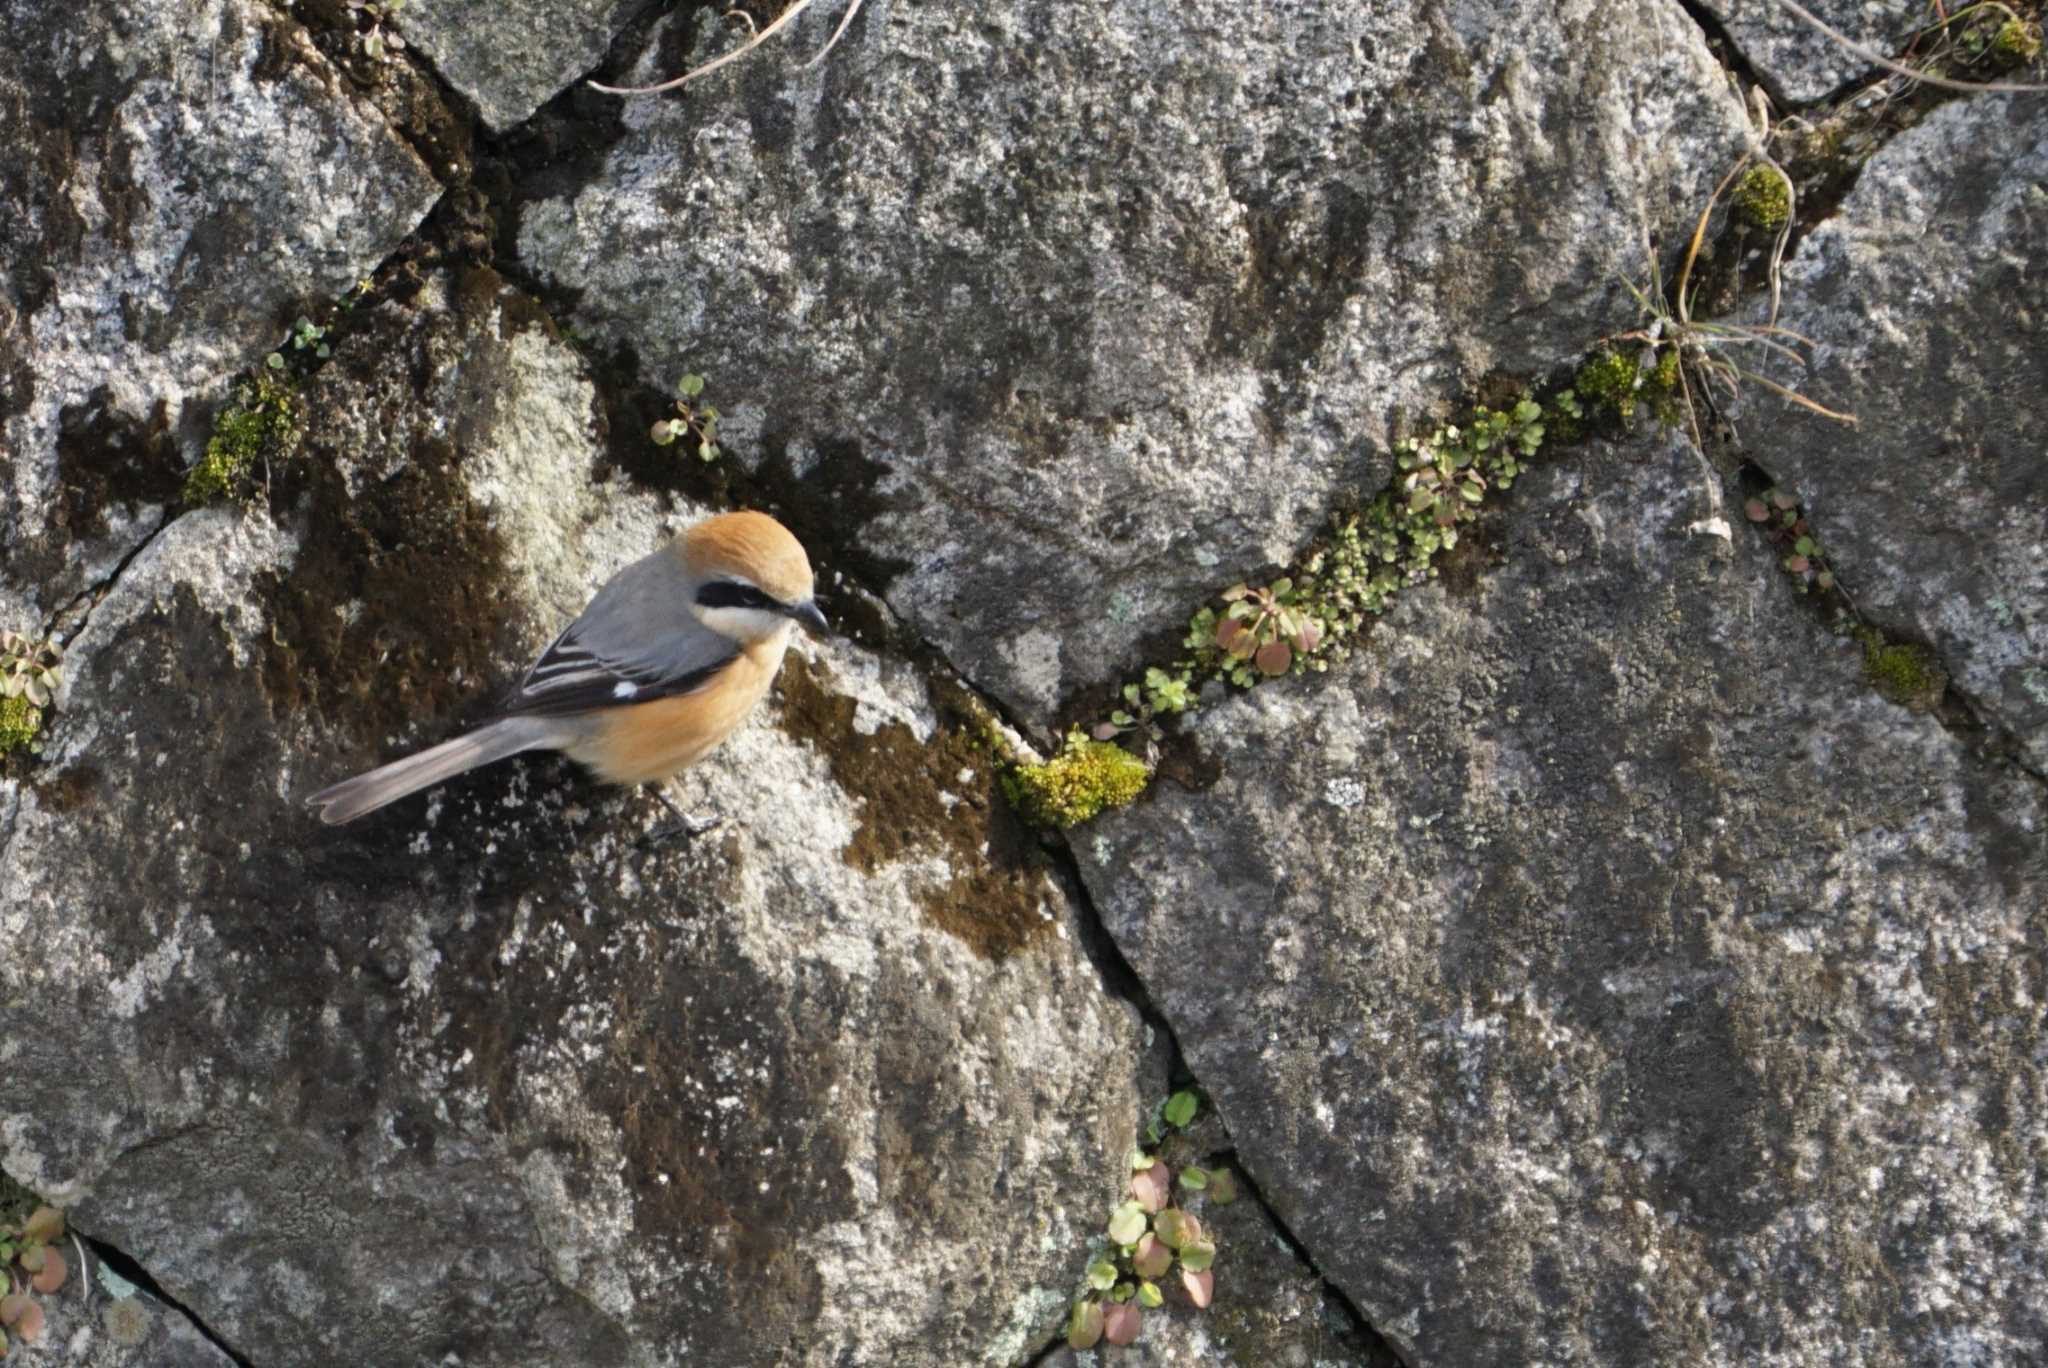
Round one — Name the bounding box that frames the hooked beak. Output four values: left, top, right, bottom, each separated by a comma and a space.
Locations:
792, 598, 831, 635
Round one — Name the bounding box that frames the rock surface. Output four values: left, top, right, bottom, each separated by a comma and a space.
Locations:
1749, 91, 2048, 771
1697, 0, 1921, 104
0, 0, 442, 622
1076, 432, 2048, 1367
521, 0, 1750, 722
1, 275, 1143, 1366
396, 0, 642, 131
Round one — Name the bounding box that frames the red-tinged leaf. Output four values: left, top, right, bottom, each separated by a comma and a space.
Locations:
1207, 1168, 1238, 1204
1092, 722, 1121, 741
29, 1247, 64, 1295
1771, 489, 1797, 509
13, 1300, 40, 1344
1784, 555, 1810, 574
16, 1248, 40, 1275
1216, 617, 1246, 650
1103, 1301, 1142, 1346
1255, 640, 1291, 676
1816, 572, 1835, 589
0, 1293, 26, 1326
1132, 1233, 1173, 1280
1131, 1160, 1172, 1214
1743, 498, 1769, 521
1182, 1267, 1214, 1308
1067, 1300, 1104, 1350
1295, 618, 1323, 653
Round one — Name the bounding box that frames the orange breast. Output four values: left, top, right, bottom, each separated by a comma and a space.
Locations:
568, 634, 788, 786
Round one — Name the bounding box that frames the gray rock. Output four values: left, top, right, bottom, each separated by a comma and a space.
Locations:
396, 0, 641, 131
8, 1244, 236, 1367
519, 0, 1750, 722
0, 0, 443, 621
1, 274, 1142, 1366
1696, 0, 1922, 103
1750, 92, 2048, 770
1075, 432, 2048, 1366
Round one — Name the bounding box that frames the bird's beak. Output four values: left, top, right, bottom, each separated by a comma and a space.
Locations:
793, 599, 830, 635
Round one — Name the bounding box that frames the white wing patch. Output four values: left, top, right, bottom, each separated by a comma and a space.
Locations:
612, 680, 640, 699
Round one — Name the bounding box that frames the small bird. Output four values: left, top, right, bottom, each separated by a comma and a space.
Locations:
308, 510, 827, 825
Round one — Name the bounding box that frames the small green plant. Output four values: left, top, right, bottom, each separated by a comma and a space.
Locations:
0, 697, 40, 757
1211, 578, 1323, 684
1067, 1091, 1232, 1350
0, 1205, 68, 1354
1092, 666, 1195, 748
1005, 731, 1151, 829
0, 631, 61, 710
184, 372, 305, 503
266, 315, 331, 371
1743, 486, 1837, 593
650, 374, 722, 462
348, 0, 409, 60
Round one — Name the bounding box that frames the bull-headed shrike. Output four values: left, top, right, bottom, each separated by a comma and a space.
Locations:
308, 510, 827, 825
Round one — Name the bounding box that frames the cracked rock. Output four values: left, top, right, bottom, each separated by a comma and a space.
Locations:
519, 0, 1749, 722
1747, 91, 2048, 770
1075, 432, 2048, 1367
1, 271, 1142, 1365
0, 0, 443, 624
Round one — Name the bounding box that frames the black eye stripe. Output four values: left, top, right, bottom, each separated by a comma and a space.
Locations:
696, 581, 782, 612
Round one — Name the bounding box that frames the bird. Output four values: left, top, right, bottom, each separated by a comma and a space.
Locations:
307, 510, 827, 826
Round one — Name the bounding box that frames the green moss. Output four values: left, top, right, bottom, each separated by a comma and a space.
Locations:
185, 373, 304, 504
0, 696, 41, 755
1006, 732, 1150, 829
1734, 165, 1791, 231
1995, 18, 2043, 60
1858, 629, 1948, 712
1576, 349, 1643, 419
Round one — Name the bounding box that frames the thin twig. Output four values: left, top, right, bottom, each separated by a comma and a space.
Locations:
1774, 0, 2048, 93
590, 0, 865, 95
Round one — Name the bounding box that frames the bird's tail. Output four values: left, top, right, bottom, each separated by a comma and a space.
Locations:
307, 717, 564, 825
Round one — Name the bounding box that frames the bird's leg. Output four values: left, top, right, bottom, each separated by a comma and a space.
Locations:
640, 783, 724, 844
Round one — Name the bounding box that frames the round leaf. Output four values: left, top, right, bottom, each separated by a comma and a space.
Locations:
677, 374, 706, 397
1138, 1279, 1164, 1308
1179, 1165, 1209, 1191
1152, 1207, 1189, 1250
1107, 1200, 1147, 1246
29, 1246, 65, 1295
1067, 1300, 1104, 1351
1180, 1238, 1217, 1273
1132, 1233, 1172, 1280
0, 1293, 26, 1326
1103, 1301, 1141, 1346
1182, 1266, 1215, 1308
1207, 1169, 1238, 1205
14, 1298, 40, 1344
1254, 639, 1291, 676
1087, 1258, 1117, 1292
1132, 1160, 1172, 1213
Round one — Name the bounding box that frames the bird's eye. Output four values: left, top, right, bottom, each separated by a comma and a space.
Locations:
696, 581, 781, 612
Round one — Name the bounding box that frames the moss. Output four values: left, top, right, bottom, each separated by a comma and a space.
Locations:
1006, 732, 1150, 829
1576, 349, 1642, 419
1995, 18, 2043, 60
773, 654, 1059, 960
1860, 631, 1948, 712
0, 695, 41, 755
1734, 165, 1791, 231
184, 372, 304, 503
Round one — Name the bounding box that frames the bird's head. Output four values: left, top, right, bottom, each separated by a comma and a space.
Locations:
679, 511, 829, 643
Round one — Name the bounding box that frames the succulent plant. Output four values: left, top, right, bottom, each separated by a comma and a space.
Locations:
1068, 1090, 1232, 1349
0, 631, 60, 709
650, 373, 722, 462
1214, 579, 1324, 683
1743, 485, 1836, 592
0, 1205, 68, 1355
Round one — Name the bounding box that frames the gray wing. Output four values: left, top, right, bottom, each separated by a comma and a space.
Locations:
499, 550, 739, 718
